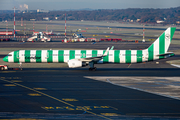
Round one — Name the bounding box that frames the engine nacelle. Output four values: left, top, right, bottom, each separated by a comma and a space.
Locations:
67, 59, 87, 68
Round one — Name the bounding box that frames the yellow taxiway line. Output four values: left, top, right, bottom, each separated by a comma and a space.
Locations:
0, 77, 112, 120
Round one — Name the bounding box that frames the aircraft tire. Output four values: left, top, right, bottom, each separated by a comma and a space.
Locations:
94, 67, 97, 71
1, 67, 4, 71
89, 67, 97, 71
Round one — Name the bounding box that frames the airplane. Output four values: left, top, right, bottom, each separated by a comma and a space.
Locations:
27, 32, 52, 42
3, 27, 176, 71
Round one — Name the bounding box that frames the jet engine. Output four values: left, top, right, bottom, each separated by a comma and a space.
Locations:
67, 59, 87, 68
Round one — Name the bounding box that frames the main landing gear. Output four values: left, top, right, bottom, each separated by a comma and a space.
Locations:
89, 62, 97, 71
89, 67, 97, 71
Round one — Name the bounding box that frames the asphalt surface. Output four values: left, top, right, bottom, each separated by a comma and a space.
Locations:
0, 41, 180, 51
1, 68, 180, 120
0, 41, 151, 49
37, 22, 180, 31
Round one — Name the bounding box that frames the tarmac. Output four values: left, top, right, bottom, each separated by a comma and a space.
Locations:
1, 67, 180, 120
0, 41, 180, 51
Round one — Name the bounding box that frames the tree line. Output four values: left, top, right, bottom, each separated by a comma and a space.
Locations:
0, 7, 180, 24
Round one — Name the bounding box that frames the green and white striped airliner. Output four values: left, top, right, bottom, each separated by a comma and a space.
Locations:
3, 27, 176, 70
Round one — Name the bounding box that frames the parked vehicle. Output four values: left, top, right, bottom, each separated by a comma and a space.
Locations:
0, 65, 8, 70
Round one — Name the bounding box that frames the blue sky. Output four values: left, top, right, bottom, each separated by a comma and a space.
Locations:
0, 0, 180, 10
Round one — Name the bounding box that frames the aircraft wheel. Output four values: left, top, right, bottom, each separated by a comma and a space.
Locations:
92, 67, 97, 71
89, 67, 97, 71
94, 67, 97, 71
1, 67, 4, 71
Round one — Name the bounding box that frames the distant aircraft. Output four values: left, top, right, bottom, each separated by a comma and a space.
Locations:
3, 27, 176, 71
27, 32, 51, 42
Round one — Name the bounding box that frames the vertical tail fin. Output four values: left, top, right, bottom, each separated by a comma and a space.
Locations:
147, 27, 176, 54
146, 27, 176, 61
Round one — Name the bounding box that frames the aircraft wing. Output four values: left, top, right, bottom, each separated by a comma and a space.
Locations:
77, 47, 110, 62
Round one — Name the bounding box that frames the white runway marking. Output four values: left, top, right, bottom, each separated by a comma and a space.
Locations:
171, 64, 180, 68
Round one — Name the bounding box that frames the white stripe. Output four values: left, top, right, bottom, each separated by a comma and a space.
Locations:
86, 50, 92, 58
165, 28, 171, 52
64, 50, 69, 62
30, 50, 36, 62
19, 50, 25, 63
153, 38, 159, 60
120, 50, 125, 63
109, 50, 114, 63
171, 64, 180, 68
75, 50, 81, 59
53, 50, 58, 62
42, 50, 47, 63
8, 52, 14, 62
131, 50, 137, 63
97, 50, 103, 63
142, 49, 148, 62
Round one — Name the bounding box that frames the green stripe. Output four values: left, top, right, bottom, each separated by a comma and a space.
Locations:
103, 50, 109, 63
14, 50, 19, 63
148, 44, 154, 61
70, 50, 75, 60
92, 50, 97, 57
25, 50, 30, 63
114, 50, 120, 63
137, 50, 142, 63
58, 50, 64, 62
81, 50, 86, 58
47, 50, 53, 63
36, 50, 41, 63
170, 27, 176, 42
159, 32, 165, 59
126, 50, 131, 63
92, 50, 97, 63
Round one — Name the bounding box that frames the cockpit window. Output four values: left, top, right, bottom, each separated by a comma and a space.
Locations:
8, 54, 12, 56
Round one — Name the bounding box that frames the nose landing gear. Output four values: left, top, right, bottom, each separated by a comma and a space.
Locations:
19, 62, 23, 71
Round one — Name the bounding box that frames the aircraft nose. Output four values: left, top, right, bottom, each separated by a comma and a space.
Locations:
3, 56, 8, 62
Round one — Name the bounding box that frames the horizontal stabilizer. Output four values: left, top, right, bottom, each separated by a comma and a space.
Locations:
156, 52, 174, 56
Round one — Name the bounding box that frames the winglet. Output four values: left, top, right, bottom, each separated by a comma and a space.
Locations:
110, 46, 114, 50
103, 47, 110, 56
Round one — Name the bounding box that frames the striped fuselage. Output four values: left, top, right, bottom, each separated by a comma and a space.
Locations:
4, 27, 176, 66
6, 49, 172, 64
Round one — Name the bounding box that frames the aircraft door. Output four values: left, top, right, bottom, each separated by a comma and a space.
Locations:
120, 51, 125, 63
46, 52, 49, 59
13, 51, 20, 63
46, 50, 53, 63
41, 50, 48, 62
143, 52, 148, 61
